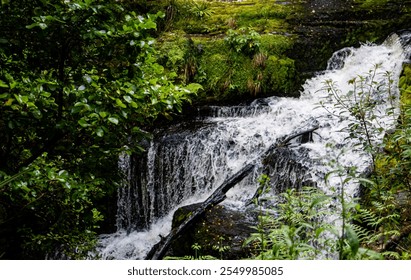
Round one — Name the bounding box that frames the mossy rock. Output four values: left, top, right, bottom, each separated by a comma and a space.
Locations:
263, 55, 297, 96
168, 203, 257, 260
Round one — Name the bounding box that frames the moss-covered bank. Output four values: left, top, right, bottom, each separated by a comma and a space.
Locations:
146, 0, 411, 105
153, 0, 298, 104
135, 1, 294, 104
157, 31, 296, 103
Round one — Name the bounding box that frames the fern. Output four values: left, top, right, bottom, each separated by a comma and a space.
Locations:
350, 223, 370, 241
381, 251, 400, 260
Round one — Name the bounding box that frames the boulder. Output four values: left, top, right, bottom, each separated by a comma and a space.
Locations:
167, 203, 257, 259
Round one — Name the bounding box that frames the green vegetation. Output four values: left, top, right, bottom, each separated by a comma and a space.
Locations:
0, 0, 200, 259
355, 0, 391, 8
246, 185, 383, 260
157, 0, 292, 34
247, 66, 411, 260
149, 0, 297, 102
148, 0, 411, 102
157, 30, 295, 102
364, 64, 411, 257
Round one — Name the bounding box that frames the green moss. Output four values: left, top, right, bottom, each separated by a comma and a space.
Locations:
155, 1, 298, 102
216, 2, 290, 34
156, 26, 295, 102
172, 207, 193, 227
164, 0, 291, 35
263, 55, 296, 95
354, 0, 391, 8
260, 34, 294, 55
193, 33, 294, 101
157, 32, 188, 68
227, 53, 256, 96
198, 52, 230, 95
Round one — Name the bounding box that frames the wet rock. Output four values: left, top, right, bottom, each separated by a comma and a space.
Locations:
166, 203, 257, 259
287, 0, 411, 77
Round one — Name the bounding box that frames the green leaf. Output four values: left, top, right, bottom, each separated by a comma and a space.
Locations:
115, 98, 127, 108
130, 101, 138, 108
142, 20, 156, 30
26, 22, 39, 29
32, 109, 43, 119
356, 178, 376, 186
96, 127, 104, 137
41, 92, 52, 98
73, 101, 91, 111
108, 117, 119, 125
345, 226, 359, 257
0, 80, 8, 88
99, 111, 108, 118
14, 94, 28, 104
78, 119, 89, 127
123, 95, 132, 103
185, 83, 203, 93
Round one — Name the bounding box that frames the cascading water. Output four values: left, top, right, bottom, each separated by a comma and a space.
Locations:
97, 32, 411, 260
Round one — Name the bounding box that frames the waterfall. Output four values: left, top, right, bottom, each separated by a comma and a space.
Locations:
97, 32, 411, 260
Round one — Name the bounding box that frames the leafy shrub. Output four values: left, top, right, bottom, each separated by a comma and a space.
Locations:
225, 27, 261, 56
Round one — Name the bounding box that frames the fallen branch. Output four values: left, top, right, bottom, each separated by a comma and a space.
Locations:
280, 125, 319, 146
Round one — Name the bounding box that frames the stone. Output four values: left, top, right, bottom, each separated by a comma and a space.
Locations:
167, 203, 258, 259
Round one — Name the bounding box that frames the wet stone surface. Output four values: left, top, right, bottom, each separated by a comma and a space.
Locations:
168, 204, 257, 259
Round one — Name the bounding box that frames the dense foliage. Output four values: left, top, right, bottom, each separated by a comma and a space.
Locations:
0, 0, 200, 259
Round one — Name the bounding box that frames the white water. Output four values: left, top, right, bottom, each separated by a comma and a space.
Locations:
97, 33, 410, 260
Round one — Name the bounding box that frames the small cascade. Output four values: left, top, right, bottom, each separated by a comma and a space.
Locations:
97, 31, 411, 260
196, 99, 273, 119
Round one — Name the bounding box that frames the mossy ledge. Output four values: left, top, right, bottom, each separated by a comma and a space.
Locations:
144, 0, 411, 105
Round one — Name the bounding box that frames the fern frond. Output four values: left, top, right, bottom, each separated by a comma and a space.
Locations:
381, 251, 400, 260
350, 223, 370, 242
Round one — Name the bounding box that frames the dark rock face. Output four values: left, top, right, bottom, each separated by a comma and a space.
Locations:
288, 0, 411, 78
167, 204, 257, 259
305, 0, 354, 11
